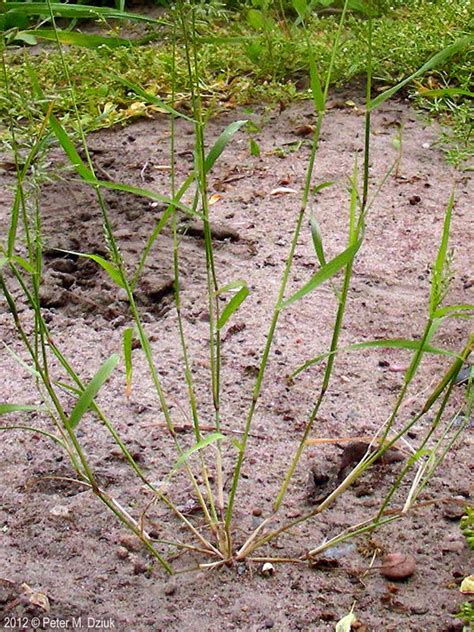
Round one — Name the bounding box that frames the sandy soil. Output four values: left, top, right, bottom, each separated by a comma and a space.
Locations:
0, 92, 473, 631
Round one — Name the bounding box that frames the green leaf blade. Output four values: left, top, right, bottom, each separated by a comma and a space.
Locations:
123, 328, 134, 396
3, 2, 162, 23
172, 433, 226, 474
310, 216, 326, 266
0, 403, 46, 415
292, 338, 454, 378
56, 250, 126, 289
430, 192, 454, 316
369, 37, 473, 111
281, 239, 362, 309
68, 354, 119, 429
49, 115, 93, 180
217, 284, 250, 330
205, 120, 248, 175
309, 56, 325, 112
23, 29, 133, 48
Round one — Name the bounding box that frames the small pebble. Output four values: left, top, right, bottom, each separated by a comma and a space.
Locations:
263, 618, 275, 629
410, 604, 429, 615
380, 553, 416, 580
285, 508, 302, 519
49, 505, 71, 519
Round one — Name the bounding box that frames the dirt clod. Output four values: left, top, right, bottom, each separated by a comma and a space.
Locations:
119, 533, 142, 552
442, 498, 469, 521
306, 460, 340, 505
116, 546, 129, 560
294, 124, 314, 137
179, 219, 240, 242
164, 582, 177, 596
337, 441, 404, 479
132, 557, 148, 575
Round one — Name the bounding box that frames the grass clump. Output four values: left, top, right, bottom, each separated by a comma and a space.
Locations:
0, 0, 473, 576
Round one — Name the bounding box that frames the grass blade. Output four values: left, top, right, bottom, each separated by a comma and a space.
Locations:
369, 37, 473, 111
280, 239, 362, 309
310, 216, 326, 266
205, 120, 248, 175
292, 338, 455, 378
0, 425, 66, 447
309, 55, 324, 112
10, 255, 36, 275
115, 76, 196, 123
68, 354, 119, 429
89, 179, 201, 219
2, 342, 42, 379
418, 88, 474, 99
405, 319, 440, 385
123, 327, 134, 397
171, 432, 226, 474
434, 304, 474, 319
3, 2, 163, 23
0, 404, 46, 414
217, 284, 249, 330
49, 114, 93, 180
430, 192, 454, 315
57, 250, 126, 289
23, 29, 133, 48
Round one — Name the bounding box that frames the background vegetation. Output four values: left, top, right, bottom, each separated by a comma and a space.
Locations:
1, 0, 472, 165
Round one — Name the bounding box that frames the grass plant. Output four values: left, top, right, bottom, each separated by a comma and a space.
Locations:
0, 0, 473, 576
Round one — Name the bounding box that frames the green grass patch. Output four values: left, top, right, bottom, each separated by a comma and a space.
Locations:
1, 0, 472, 164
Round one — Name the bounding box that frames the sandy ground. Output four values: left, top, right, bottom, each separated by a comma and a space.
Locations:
1, 92, 473, 631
